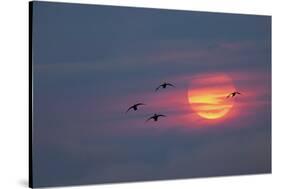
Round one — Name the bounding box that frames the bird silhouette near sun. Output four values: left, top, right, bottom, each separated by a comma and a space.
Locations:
226, 91, 242, 98
126, 74, 242, 124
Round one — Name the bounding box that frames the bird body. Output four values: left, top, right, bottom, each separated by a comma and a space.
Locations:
126, 103, 145, 113
155, 82, 175, 91
146, 114, 166, 122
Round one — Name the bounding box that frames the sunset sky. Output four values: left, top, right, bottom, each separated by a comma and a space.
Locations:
32, 2, 271, 187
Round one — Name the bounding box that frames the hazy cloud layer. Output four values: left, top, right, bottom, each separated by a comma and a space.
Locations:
32, 2, 271, 187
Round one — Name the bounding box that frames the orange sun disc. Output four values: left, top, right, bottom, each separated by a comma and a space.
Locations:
188, 74, 235, 120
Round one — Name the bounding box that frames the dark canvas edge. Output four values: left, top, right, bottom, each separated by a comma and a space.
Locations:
29, 1, 33, 188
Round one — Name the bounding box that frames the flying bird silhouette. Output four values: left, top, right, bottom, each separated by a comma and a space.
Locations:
146, 114, 166, 122
226, 91, 241, 98
126, 103, 145, 113
155, 82, 175, 91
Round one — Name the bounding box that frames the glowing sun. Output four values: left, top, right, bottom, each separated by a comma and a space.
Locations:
188, 74, 235, 120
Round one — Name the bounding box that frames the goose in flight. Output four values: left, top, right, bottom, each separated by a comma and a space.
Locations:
126, 103, 145, 113
155, 82, 175, 91
146, 114, 166, 122
226, 91, 241, 98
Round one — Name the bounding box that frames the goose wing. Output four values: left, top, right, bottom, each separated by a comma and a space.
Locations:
146, 116, 154, 122
157, 114, 166, 117
135, 103, 145, 107
126, 105, 134, 113
166, 83, 175, 87
155, 84, 163, 91
226, 93, 233, 98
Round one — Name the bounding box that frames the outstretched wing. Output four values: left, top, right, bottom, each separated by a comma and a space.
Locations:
226, 93, 233, 98
236, 92, 242, 95
166, 83, 175, 87
126, 106, 133, 113
146, 116, 154, 122
135, 103, 145, 107
155, 85, 162, 91
157, 114, 166, 117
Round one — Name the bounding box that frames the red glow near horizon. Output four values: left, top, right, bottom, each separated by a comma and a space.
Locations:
104, 71, 269, 131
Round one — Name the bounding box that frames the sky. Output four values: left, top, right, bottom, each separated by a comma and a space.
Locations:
32, 1, 271, 187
